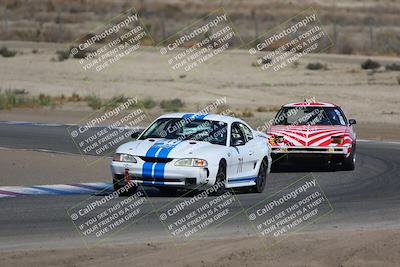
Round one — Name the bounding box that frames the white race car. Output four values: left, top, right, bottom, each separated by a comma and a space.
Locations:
111, 113, 271, 195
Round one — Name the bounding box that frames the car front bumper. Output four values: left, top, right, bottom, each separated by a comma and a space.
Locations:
111, 161, 214, 188
270, 146, 350, 155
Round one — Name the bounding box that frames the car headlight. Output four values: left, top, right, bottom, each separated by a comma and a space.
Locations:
274, 136, 284, 143
175, 158, 208, 167
112, 153, 137, 163
331, 136, 344, 144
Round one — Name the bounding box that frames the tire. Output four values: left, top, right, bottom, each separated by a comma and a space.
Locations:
342, 144, 356, 171
212, 161, 227, 196
251, 159, 268, 193
113, 180, 138, 196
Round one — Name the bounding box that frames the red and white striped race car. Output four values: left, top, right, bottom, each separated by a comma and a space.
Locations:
267, 101, 356, 170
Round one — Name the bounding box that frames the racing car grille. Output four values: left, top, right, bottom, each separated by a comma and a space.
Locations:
139, 157, 173, 163
287, 148, 327, 152
139, 177, 182, 183
271, 147, 344, 152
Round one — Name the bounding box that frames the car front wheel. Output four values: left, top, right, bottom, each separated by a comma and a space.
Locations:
342, 144, 356, 171
251, 159, 268, 193
212, 161, 227, 196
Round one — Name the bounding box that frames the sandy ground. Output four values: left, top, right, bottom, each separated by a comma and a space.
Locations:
0, 228, 399, 267
1, 41, 400, 128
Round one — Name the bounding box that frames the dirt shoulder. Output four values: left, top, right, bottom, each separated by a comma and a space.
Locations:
1, 42, 399, 130
1, 228, 399, 267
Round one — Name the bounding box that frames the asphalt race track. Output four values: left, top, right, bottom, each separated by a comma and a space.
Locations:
0, 121, 127, 155
0, 122, 399, 250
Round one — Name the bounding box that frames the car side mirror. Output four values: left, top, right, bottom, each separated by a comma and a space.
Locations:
231, 139, 245, 146
349, 119, 357, 125
131, 131, 140, 139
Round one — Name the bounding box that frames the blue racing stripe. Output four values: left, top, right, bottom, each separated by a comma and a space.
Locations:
195, 114, 208, 119
157, 143, 180, 158
141, 141, 165, 181
145, 142, 164, 157
142, 162, 154, 178
154, 141, 183, 184
181, 113, 208, 120
182, 113, 195, 119
153, 163, 166, 179
228, 176, 257, 183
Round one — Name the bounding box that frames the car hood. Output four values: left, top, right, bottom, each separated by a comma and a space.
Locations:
116, 138, 222, 158
267, 125, 351, 147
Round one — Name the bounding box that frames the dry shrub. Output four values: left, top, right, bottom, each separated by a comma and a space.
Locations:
361, 59, 381, 70
256, 106, 280, 113
241, 109, 254, 117
306, 62, 328, 70
386, 63, 400, 71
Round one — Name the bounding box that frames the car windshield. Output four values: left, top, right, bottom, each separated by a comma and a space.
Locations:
139, 118, 228, 145
274, 107, 347, 126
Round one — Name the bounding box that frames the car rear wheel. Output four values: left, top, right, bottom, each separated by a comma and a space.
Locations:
251, 159, 268, 193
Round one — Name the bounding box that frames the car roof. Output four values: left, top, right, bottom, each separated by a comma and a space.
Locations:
157, 113, 244, 124
283, 102, 338, 108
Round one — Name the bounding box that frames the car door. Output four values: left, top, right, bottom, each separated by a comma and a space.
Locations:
227, 123, 247, 180
238, 123, 260, 177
